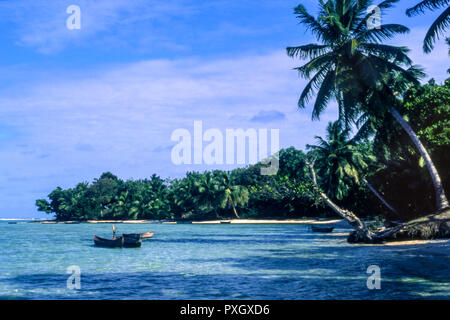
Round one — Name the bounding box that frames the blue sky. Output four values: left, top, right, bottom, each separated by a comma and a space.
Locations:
0, 0, 448, 218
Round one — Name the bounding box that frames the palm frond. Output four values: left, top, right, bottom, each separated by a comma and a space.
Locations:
368, 54, 420, 85
406, 0, 449, 16
353, 0, 401, 32
358, 24, 409, 43
351, 118, 375, 143
389, 64, 426, 94
359, 43, 412, 65
375, 0, 402, 10
312, 70, 336, 120
423, 6, 450, 53
294, 53, 335, 78
338, 92, 362, 127
286, 44, 331, 59
294, 4, 333, 43
297, 63, 332, 109
406, 64, 427, 79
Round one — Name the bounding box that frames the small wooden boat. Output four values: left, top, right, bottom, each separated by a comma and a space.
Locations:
122, 232, 154, 240
123, 234, 142, 248
94, 235, 123, 248
220, 221, 231, 224
311, 225, 334, 233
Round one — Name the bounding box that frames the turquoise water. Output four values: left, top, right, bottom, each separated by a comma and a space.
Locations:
0, 221, 449, 300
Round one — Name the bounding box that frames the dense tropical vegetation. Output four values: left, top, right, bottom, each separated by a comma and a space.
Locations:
36, 0, 450, 243
36, 149, 321, 221
286, 0, 449, 242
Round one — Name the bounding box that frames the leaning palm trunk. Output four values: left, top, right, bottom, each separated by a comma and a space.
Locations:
306, 161, 376, 243
230, 200, 240, 219
391, 107, 449, 211
363, 178, 400, 218
307, 162, 450, 242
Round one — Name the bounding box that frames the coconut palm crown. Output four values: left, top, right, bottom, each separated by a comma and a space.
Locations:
286, 0, 419, 123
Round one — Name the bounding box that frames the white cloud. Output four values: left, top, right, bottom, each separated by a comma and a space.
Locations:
0, 50, 324, 181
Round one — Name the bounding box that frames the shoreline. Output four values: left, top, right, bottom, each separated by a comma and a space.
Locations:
29, 218, 344, 225
20, 219, 450, 247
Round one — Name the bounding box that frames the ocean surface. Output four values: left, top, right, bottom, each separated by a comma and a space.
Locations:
0, 221, 449, 300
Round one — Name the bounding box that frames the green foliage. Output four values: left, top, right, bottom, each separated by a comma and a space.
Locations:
278, 147, 308, 180
307, 120, 376, 200
372, 79, 450, 218
36, 175, 172, 221
402, 79, 450, 147
286, 0, 450, 220
36, 147, 334, 220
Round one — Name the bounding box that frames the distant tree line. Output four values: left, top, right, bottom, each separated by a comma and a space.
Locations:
36, 148, 322, 221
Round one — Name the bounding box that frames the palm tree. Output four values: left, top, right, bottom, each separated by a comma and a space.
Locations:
169, 174, 198, 218
193, 172, 222, 217
307, 120, 399, 216
287, 0, 449, 211
215, 173, 249, 219
307, 121, 370, 200
406, 0, 450, 53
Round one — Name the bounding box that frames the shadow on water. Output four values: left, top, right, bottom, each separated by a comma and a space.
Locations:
182, 243, 450, 273
150, 230, 351, 246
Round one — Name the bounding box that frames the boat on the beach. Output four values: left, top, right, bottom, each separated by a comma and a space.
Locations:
311, 225, 334, 233
220, 221, 231, 224
93, 235, 124, 248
